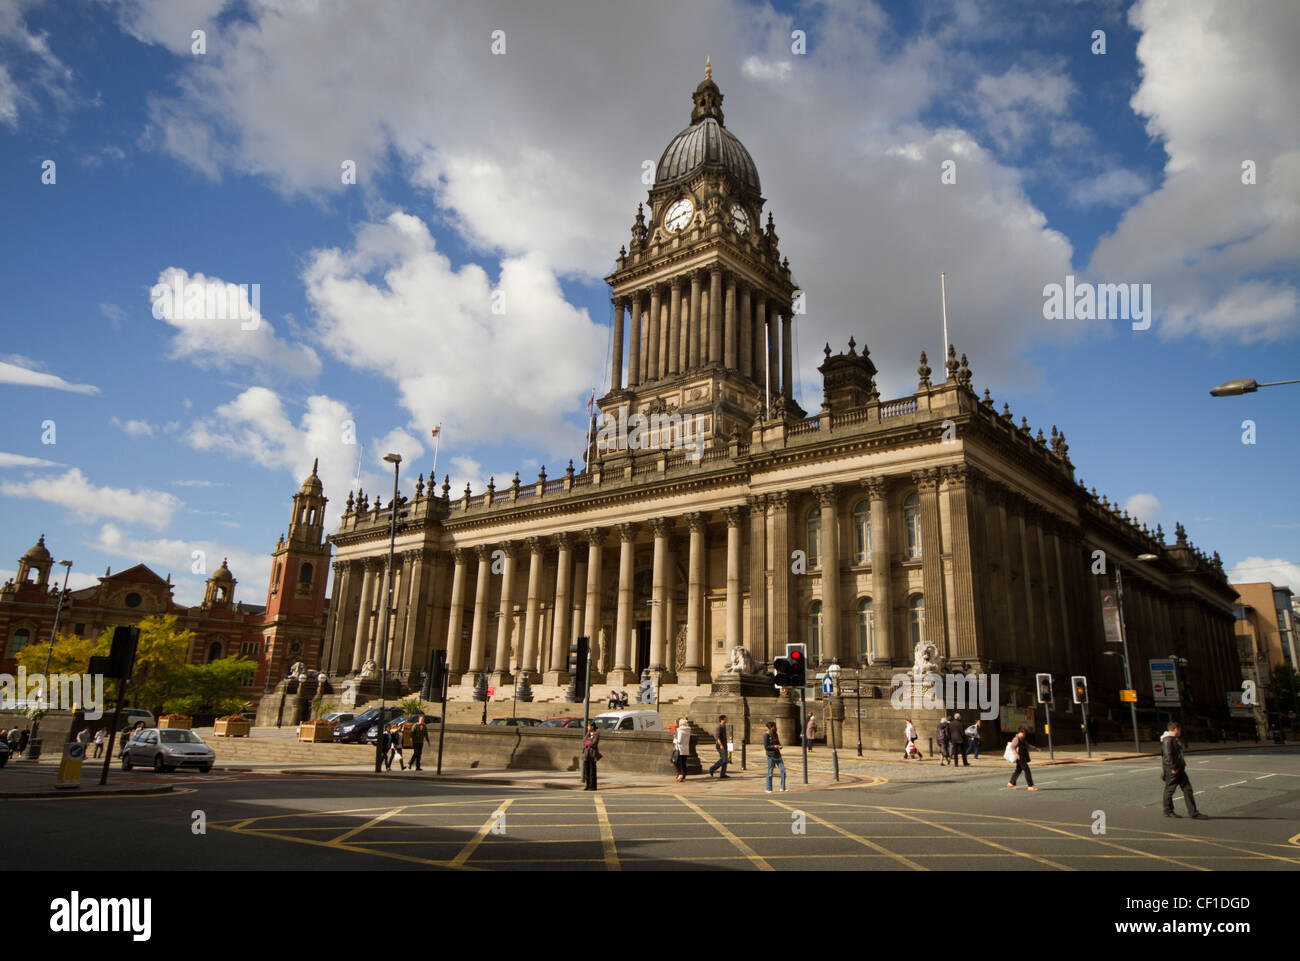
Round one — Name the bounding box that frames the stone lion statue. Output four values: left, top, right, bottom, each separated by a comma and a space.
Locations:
288, 661, 306, 679
359, 658, 377, 679
911, 641, 943, 677
724, 645, 758, 676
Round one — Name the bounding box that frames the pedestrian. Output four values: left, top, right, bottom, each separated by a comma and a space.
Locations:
1006, 726, 1038, 790
949, 713, 969, 766
763, 721, 787, 793
378, 726, 393, 770
75, 727, 91, 753
17, 727, 29, 755
582, 720, 601, 790
903, 718, 920, 759
671, 717, 690, 782
806, 713, 817, 751
964, 719, 980, 759
386, 723, 405, 771
408, 717, 429, 771
936, 717, 951, 765
92, 727, 105, 759
708, 714, 730, 779
1162, 721, 1207, 819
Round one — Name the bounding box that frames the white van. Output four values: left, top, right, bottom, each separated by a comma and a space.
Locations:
591, 710, 664, 732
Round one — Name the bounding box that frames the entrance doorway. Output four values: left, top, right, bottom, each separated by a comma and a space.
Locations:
634, 621, 651, 674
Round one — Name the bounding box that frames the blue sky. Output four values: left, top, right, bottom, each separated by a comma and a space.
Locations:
1, 0, 1297, 606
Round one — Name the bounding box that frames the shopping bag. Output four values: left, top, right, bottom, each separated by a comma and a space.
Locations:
1003, 742, 1017, 763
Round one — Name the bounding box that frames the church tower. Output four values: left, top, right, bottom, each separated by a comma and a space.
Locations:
598, 60, 803, 465
262, 460, 331, 674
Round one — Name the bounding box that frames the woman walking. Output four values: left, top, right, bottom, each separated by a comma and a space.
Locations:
671, 717, 689, 782
763, 721, 787, 793
1007, 726, 1038, 790
582, 721, 600, 790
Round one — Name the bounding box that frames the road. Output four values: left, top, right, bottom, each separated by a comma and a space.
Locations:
4, 747, 1297, 871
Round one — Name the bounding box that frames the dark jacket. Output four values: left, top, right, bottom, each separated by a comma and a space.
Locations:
1014, 735, 1030, 763
582, 731, 600, 761
936, 720, 951, 746
949, 719, 966, 745
1160, 731, 1186, 779
764, 731, 782, 758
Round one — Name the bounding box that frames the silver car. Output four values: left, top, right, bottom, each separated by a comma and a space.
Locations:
120, 728, 215, 774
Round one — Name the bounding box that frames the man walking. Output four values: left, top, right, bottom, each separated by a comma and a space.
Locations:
408, 717, 430, 771
1162, 721, 1207, 819
763, 721, 787, 793
708, 714, 730, 779
949, 713, 969, 766
964, 719, 980, 759
806, 713, 817, 752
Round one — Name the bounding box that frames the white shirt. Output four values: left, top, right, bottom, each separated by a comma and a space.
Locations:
905, 722, 917, 740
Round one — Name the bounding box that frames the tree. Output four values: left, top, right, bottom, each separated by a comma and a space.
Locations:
14, 631, 100, 677
1269, 665, 1300, 726
163, 656, 256, 717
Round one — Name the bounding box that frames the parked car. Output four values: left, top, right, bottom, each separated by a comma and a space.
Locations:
334, 706, 403, 743
591, 710, 663, 732
540, 717, 584, 728
322, 712, 356, 725
120, 728, 215, 773
487, 717, 543, 727
0, 738, 9, 768
116, 708, 156, 729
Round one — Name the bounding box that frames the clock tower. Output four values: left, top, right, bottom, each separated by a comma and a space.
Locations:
598, 60, 803, 466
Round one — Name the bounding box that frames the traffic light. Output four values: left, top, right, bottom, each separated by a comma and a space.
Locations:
1071, 675, 1088, 705
108, 626, 139, 679
565, 636, 590, 702
428, 650, 448, 702
1035, 672, 1054, 705
787, 644, 807, 687
772, 657, 793, 687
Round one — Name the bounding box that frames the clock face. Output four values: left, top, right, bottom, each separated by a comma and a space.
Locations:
731, 203, 750, 234
664, 198, 694, 233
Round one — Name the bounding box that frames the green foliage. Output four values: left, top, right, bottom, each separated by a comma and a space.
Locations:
1269, 665, 1299, 718
14, 631, 100, 676
162, 656, 256, 717
400, 696, 424, 716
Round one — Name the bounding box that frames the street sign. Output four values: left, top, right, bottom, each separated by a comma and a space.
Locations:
1120, 689, 1137, 703
1149, 659, 1179, 705
56, 741, 84, 789
822, 676, 834, 694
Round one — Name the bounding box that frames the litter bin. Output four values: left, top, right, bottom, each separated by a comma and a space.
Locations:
25, 737, 41, 759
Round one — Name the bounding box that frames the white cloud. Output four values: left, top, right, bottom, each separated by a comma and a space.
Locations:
1229, 556, 1300, 596
0, 360, 99, 394
92, 523, 270, 608
0, 468, 180, 530
151, 266, 321, 381
1067, 169, 1152, 209
0, 0, 78, 128
0, 451, 61, 468
109, 416, 157, 438
172, 479, 226, 488
971, 65, 1075, 153
1124, 493, 1162, 525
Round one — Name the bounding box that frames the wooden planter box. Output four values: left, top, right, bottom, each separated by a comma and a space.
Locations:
214, 717, 251, 738
298, 720, 335, 742
158, 716, 192, 730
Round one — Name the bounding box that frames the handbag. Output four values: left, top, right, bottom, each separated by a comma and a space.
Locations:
670, 748, 681, 764
1003, 742, 1017, 763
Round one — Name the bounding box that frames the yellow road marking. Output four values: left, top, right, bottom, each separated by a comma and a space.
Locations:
331, 807, 403, 845
1007, 818, 1209, 871
592, 794, 621, 871
674, 795, 773, 871
449, 799, 514, 868
767, 799, 927, 871
879, 807, 1075, 871
209, 822, 469, 869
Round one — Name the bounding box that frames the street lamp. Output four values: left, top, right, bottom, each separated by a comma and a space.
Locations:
1168, 653, 1190, 740
1209, 377, 1300, 397
374, 452, 401, 774
29, 559, 72, 757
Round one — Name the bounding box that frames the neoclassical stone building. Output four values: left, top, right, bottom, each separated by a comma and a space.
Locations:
322, 67, 1240, 731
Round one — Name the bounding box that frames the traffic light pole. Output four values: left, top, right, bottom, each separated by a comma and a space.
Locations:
1081, 702, 1091, 758
800, 687, 809, 785
436, 657, 449, 776
1044, 702, 1054, 760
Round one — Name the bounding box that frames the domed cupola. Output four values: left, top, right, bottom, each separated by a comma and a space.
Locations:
655, 59, 761, 194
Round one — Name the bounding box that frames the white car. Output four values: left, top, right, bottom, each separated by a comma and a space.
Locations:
120, 728, 215, 773
591, 710, 664, 732
116, 707, 156, 729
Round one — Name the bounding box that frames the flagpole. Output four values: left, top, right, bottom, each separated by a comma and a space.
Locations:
764, 326, 771, 418
430, 423, 442, 485
940, 271, 949, 374
585, 389, 596, 471
353, 443, 364, 492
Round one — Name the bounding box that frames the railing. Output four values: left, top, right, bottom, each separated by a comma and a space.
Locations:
880, 398, 917, 418
788, 417, 820, 435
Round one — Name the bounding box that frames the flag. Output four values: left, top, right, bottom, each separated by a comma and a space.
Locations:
586, 389, 595, 418
430, 426, 440, 438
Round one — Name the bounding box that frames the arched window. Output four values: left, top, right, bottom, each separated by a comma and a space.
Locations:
207, 641, 223, 663
806, 508, 822, 568
10, 628, 31, 656
908, 594, 925, 648
903, 493, 922, 559
298, 562, 313, 586
852, 500, 871, 563
856, 598, 874, 661
808, 601, 822, 663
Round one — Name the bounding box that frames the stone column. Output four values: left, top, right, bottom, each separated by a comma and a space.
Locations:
545, 532, 574, 685
650, 517, 671, 672
466, 544, 493, 678
491, 541, 518, 683
583, 528, 605, 662
708, 266, 723, 364
864, 477, 891, 664
770, 492, 792, 648
753, 292, 767, 384
328, 561, 353, 673
724, 506, 745, 652
688, 271, 702, 369
610, 298, 625, 392
351, 562, 376, 672
781, 307, 793, 401
681, 512, 707, 685
628, 291, 643, 388
723, 274, 737, 369
445, 548, 469, 678
647, 284, 662, 382
766, 303, 780, 402
913, 469, 947, 652
747, 494, 769, 662
398, 549, 424, 674
739, 283, 752, 382
815, 484, 841, 663
520, 537, 544, 679
993, 486, 1021, 666
942, 466, 979, 661
611, 523, 636, 685
668, 277, 683, 375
